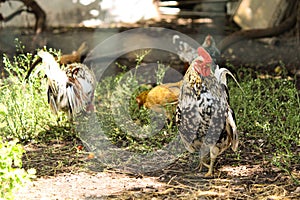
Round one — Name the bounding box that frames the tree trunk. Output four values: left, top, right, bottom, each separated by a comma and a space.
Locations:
218, 1, 298, 53
20, 0, 46, 34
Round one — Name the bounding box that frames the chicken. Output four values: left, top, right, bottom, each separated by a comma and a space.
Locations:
172, 34, 197, 64
175, 47, 238, 177
26, 50, 96, 118
136, 35, 220, 117
173, 34, 220, 66
136, 81, 182, 117
59, 42, 88, 65
136, 90, 150, 108
201, 34, 220, 64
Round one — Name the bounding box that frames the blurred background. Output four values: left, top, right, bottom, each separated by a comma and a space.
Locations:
0, 0, 299, 78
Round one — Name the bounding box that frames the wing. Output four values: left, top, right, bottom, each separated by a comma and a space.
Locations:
176, 75, 202, 153
65, 63, 96, 115
176, 68, 228, 153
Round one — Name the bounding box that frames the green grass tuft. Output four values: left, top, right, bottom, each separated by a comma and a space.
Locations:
0, 40, 71, 143
94, 53, 177, 153
228, 68, 299, 182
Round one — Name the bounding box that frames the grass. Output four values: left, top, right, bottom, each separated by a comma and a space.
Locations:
0, 138, 36, 200
87, 52, 299, 183
0, 44, 299, 199
0, 40, 71, 143
93, 51, 178, 153
228, 67, 300, 183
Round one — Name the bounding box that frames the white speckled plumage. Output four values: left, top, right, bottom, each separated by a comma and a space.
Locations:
176, 46, 238, 177
35, 50, 96, 118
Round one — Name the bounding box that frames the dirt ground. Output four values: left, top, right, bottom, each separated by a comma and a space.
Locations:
15, 138, 300, 200
1, 20, 300, 199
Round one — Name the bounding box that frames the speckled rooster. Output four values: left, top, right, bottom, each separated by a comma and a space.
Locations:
26, 50, 96, 118
175, 44, 239, 177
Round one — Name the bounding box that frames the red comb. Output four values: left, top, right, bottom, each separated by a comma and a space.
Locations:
197, 47, 212, 62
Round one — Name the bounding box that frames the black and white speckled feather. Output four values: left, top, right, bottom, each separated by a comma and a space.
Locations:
176, 47, 238, 176
32, 50, 96, 118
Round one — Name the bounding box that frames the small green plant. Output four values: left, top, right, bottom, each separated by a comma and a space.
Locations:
0, 40, 68, 142
93, 51, 177, 153
0, 137, 36, 200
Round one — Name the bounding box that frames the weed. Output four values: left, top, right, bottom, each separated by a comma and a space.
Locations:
0, 40, 70, 142
0, 137, 36, 200
93, 51, 177, 153
228, 68, 300, 183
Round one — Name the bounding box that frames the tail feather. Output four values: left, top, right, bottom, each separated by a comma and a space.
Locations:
67, 86, 81, 116
214, 65, 244, 92
227, 108, 238, 151
172, 34, 197, 64
38, 50, 68, 85
48, 88, 59, 115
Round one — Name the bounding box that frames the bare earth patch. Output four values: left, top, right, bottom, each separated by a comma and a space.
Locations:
15, 171, 164, 200
15, 139, 300, 200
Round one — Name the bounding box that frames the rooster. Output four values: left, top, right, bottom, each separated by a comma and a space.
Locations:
175, 47, 239, 177
26, 50, 96, 118
136, 35, 220, 118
